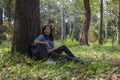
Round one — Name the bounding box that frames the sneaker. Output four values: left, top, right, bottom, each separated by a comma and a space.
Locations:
83, 58, 93, 64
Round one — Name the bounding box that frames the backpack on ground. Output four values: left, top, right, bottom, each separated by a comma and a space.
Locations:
29, 43, 49, 60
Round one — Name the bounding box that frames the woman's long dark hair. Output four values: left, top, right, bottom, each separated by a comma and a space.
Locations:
42, 24, 54, 41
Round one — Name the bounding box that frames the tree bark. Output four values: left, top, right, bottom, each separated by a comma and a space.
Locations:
61, 1, 66, 40
12, 0, 41, 54
98, 0, 103, 45
117, 1, 120, 45
105, 17, 108, 40
79, 0, 91, 45
0, 5, 3, 44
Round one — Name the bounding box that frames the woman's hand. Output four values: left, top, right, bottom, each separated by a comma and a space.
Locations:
45, 42, 51, 49
48, 48, 56, 53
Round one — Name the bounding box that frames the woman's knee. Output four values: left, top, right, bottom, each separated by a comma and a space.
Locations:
61, 45, 67, 48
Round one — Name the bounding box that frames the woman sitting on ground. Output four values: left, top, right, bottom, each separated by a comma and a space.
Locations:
34, 24, 83, 63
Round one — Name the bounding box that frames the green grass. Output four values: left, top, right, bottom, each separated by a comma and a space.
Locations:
0, 39, 120, 80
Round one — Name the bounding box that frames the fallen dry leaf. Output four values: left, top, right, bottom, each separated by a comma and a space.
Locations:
41, 74, 49, 80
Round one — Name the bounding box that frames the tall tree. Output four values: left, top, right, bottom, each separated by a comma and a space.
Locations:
117, 1, 120, 44
0, 1, 3, 44
79, 0, 91, 45
12, 0, 41, 54
98, 0, 103, 45
106, 0, 120, 44
61, 0, 66, 40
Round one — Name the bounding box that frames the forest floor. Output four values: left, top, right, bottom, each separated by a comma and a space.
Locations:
0, 39, 120, 80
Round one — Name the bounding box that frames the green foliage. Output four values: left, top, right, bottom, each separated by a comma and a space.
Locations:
0, 21, 13, 42
59, 36, 78, 47
0, 26, 7, 33
3, 20, 14, 36
1, 0, 119, 43
105, 0, 118, 17
1, 0, 15, 22
89, 26, 98, 42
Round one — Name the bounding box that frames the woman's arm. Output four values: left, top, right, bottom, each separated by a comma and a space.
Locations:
34, 40, 55, 53
34, 40, 51, 49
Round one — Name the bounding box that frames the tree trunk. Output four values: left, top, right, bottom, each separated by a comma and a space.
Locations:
117, 1, 120, 45
98, 0, 103, 45
79, 0, 91, 45
71, 0, 77, 40
105, 17, 108, 40
61, 1, 66, 40
12, 0, 41, 54
0, 6, 3, 44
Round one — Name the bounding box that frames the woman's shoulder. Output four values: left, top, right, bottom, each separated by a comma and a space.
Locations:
35, 34, 45, 39
39, 34, 45, 37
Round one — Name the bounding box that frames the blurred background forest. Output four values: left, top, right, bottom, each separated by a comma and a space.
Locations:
0, 0, 119, 45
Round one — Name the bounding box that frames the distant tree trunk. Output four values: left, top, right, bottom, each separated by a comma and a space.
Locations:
12, 0, 41, 54
0, 5, 3, 44
105, 17, 108, 40
79, 0, 91, 45
61, 1, 66, 40
98, 0, 103, 45
71, 0, 77, 40
117, 1, 120, 45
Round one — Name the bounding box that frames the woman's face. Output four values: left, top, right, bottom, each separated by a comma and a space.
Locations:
44, 26, 51, 36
